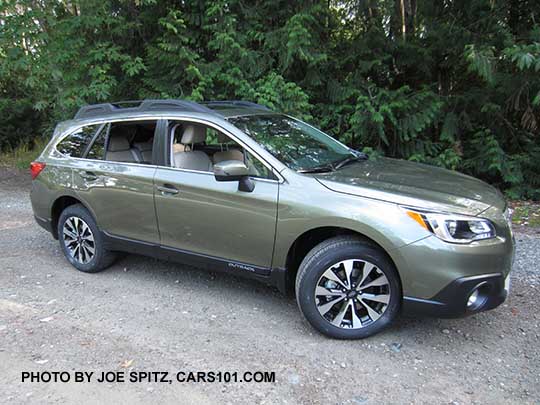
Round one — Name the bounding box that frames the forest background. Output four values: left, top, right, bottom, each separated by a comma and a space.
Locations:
1, 0, 539, 199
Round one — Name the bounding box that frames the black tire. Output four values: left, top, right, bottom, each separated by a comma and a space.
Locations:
57, 204, 116, 273
295, 236, 401, 339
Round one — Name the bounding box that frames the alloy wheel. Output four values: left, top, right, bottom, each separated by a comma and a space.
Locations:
315, 259, 391, 329
62, 216, 95, 264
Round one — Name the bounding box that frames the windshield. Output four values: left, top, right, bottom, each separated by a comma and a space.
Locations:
228, 114, 354, 171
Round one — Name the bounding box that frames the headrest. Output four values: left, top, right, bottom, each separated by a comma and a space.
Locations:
124, 126, 137, 138
217, 132, 231, 143
134, 141, 152, 151
181, 125, 206, 144
108, 134, 130, 152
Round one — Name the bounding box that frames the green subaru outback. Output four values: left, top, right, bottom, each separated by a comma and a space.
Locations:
30, 99, 514, 339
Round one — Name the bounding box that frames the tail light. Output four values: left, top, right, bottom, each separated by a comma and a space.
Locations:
30, 161, 46, 180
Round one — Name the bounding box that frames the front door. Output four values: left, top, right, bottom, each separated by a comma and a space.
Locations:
153, 120, 279, 270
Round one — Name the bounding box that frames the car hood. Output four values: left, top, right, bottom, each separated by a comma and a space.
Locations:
313, 157, 505, 216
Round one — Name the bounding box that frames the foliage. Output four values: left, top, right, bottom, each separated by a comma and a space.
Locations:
0, 135, 48, 169
1, 0, 539, 198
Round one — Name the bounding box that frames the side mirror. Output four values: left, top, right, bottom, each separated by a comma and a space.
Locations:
213, 160, 254, 192
214, 160, 249, 181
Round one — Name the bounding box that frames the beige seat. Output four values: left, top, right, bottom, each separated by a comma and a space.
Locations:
213, 132, 244, 163
106, 133, 139, 163
173, 125, 213, 171
134, 141, 153, 163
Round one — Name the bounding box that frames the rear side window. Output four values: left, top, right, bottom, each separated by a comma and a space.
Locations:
56, 124, 100, 157
84, 121, 156, 163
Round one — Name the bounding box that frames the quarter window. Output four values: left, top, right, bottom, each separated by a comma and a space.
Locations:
86, 125, 108, 160
56, 124, 100, 157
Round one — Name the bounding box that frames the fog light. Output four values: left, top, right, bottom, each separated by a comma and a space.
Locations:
467, 289, 479, 308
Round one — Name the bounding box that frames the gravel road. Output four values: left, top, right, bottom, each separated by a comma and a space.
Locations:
0, 168, 539, 404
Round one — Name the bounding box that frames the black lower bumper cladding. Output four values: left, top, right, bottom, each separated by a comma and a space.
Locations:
402, 273, 508, 318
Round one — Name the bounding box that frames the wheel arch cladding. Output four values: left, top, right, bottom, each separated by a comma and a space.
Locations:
50, 196, 93, 239
284, 226, 401, 295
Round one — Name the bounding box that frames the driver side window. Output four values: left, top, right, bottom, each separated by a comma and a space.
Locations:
169, 121, 276, 180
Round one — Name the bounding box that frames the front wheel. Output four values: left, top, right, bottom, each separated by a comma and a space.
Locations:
295, 236, 401, 339
57, 204, 116, 273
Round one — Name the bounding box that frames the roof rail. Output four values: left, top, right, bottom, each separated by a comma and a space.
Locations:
202, 100, 270, 111
74, 99, 215, 120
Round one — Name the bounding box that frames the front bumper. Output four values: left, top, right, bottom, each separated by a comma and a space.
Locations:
393, 202, 514, 318
402, 272, 510, 318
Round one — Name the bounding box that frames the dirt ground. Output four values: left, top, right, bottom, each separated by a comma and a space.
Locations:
0, 167, 539, 404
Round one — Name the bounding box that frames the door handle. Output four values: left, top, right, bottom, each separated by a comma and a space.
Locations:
80, 171, 98, 181
157, 184, 179, 195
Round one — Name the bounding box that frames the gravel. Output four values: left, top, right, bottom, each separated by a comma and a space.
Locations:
0, 168, 539, 404
513, 233, 540, 285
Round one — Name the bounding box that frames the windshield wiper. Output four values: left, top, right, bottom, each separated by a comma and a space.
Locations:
333, 152, 368, 170
297, 151, 368, 174
297, 164, 335, 174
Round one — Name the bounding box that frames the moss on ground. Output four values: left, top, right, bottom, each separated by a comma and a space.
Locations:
511, 202, 540, 228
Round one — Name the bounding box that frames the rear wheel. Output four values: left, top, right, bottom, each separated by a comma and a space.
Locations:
295, 236, 401, 339
57, 204, 116, 273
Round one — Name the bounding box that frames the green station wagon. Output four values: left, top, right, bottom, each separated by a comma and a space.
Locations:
30, 99, 514, 339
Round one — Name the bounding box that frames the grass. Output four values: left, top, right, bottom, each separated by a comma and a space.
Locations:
0, 138, 49, 170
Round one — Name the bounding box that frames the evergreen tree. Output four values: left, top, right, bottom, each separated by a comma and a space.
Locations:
1, 0, 539, 198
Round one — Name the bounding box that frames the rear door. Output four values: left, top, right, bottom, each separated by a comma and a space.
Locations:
153, 119, 279, 270
71, 118, 161, 244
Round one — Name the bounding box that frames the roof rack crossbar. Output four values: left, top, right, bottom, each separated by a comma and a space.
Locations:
202, 100, 270, 110
74, 99, 215, 119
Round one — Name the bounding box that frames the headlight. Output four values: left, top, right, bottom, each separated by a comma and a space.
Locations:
404, 208, 496, 244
